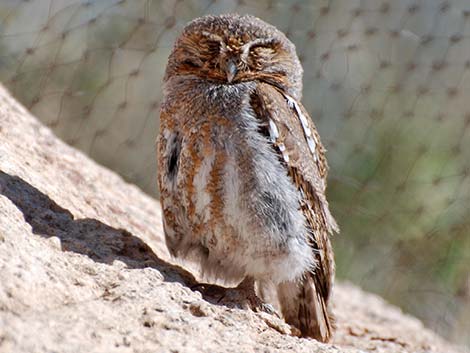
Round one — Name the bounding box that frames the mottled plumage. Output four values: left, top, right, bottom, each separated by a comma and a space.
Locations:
157, 14, 338, 342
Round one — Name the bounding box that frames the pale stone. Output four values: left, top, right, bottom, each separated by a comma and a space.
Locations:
0, 84, 462, 353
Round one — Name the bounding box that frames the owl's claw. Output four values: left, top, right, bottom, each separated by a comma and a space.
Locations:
191, 277, 279, 317
258, 302, 280, 317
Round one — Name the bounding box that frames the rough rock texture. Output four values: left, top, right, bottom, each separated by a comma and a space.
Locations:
0, 84, 463, 353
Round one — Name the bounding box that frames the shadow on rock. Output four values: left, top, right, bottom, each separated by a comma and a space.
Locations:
0, 171, 196, 286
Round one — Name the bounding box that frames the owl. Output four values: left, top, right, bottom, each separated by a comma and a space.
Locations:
157, 14, 338, 342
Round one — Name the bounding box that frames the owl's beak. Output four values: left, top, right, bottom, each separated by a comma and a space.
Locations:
226, 60, 238, 83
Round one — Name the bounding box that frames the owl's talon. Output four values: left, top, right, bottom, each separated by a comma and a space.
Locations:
190, 283, 208, 291
217, 294, 227, 304
191, 278, 277, 316
257, 303, 280, 318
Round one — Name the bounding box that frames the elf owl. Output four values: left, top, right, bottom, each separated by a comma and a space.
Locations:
157, 14, 338, 342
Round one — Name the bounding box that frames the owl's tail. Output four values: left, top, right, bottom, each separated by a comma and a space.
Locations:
277, 275, 334, 342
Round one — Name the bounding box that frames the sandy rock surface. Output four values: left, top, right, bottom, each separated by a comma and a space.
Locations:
0, 84, 463, 353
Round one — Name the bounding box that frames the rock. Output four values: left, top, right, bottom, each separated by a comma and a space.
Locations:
0, 84, 462, 353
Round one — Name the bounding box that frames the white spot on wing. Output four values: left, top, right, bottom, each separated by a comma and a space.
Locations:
284, 94, 319, 161
268, 119, 289, 162
268, 119, 279, 142
278, 143, 289, 162
307, 137, 318, 161
286, 95, 296, 109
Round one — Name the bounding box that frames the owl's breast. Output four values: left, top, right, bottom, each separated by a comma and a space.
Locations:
163, 76, 257, 118
159, 77, 312, 282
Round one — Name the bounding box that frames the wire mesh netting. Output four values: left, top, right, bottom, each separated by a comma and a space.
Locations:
1, 0, 469, 348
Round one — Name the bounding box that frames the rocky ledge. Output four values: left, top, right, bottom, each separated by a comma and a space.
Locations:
0, 84, 462, 353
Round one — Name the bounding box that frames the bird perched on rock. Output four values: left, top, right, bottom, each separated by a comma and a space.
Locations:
157, 14, 338, 342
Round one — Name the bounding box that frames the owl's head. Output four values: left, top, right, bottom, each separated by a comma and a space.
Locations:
164, 14, 303, 99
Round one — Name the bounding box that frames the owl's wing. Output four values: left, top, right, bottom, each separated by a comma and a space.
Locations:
252, 83, 338, 231
251, 82, 338, 339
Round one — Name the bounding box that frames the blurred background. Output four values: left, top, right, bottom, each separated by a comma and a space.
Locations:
0, 0, 469, 348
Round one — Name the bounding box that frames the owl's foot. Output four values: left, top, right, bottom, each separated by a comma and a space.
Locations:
192, 276, 278, 316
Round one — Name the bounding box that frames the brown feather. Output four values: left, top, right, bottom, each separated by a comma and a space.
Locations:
158, 14, 338, 342
251, 82, 338, 341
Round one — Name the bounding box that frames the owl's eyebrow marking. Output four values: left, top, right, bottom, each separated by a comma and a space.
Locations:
240, 37, 278, 61
243, 37, 278, 49
201, 31, 226, 49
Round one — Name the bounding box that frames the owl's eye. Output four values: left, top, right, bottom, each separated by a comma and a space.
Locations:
182, 58, 202, 68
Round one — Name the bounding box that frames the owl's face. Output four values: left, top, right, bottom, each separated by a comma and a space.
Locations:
165, 14, 303, 99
